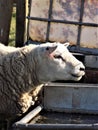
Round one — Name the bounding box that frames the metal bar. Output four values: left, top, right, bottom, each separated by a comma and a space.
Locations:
13, 123, 98, 130
27, 16, 98, 27
26, 0, 32, 40
16, 0, 26, 47
69, 46, 98, 55
26, 40, 98, 55
13, 105, 43, 125
76, 0, 85, 47
46, 0, 53, 42
44, 82, 98, 88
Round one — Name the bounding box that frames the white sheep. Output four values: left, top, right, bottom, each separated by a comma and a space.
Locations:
0, 42, 85, 116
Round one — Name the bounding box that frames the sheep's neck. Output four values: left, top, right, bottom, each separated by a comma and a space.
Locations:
20, 48, 41, 93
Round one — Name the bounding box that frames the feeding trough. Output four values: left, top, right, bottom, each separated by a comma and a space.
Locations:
13, 83, 98, 130
13, 0, 98, 130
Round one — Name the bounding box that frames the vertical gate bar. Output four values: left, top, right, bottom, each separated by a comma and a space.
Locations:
27, 0, 32, 41
16, 0, 26, 47
46, 0, 53, 42
76, 0, 85, 48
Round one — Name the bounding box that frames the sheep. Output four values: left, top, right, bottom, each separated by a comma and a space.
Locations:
0, 42, 85, 116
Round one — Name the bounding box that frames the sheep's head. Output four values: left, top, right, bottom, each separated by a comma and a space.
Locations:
36, 42, 85, 83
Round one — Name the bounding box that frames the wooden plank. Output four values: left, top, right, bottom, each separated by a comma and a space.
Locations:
0, 0, 13, 45
16, 0, 27, 47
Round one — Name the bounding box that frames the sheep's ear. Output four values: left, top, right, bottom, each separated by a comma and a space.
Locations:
46, 45, 57, 54
64, 42, 69, 47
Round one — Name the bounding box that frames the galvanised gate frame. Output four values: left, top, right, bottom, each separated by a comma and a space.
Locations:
27, 0, 98, 55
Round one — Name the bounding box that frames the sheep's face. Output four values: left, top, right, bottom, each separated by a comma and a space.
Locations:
37, 42, 85, 83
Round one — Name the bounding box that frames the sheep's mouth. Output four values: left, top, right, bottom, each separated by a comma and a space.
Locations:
71, 65, 85, 78
71, 71, 85, 78
71, 74, 81, 78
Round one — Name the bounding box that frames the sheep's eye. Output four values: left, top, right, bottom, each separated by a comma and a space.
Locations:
54, 55, 62, 59
46, 47, 49, 51
54, 55, 65, 62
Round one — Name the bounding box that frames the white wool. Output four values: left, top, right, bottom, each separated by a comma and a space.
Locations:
0, 43, 85, 116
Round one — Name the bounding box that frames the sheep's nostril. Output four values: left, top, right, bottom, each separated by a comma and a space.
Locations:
80, 67, 85, 71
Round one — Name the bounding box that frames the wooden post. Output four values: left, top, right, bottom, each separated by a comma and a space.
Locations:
16, 0, 27, 47
0, 0, 13, 45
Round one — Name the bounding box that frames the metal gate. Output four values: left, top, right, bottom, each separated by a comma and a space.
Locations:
27, 0, 98, 55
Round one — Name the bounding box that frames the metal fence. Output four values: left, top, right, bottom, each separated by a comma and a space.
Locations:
27, 0, 98, 55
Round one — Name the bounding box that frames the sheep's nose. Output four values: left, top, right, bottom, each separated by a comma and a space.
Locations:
80, 67, 85, 71
77, 62, 85, 71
